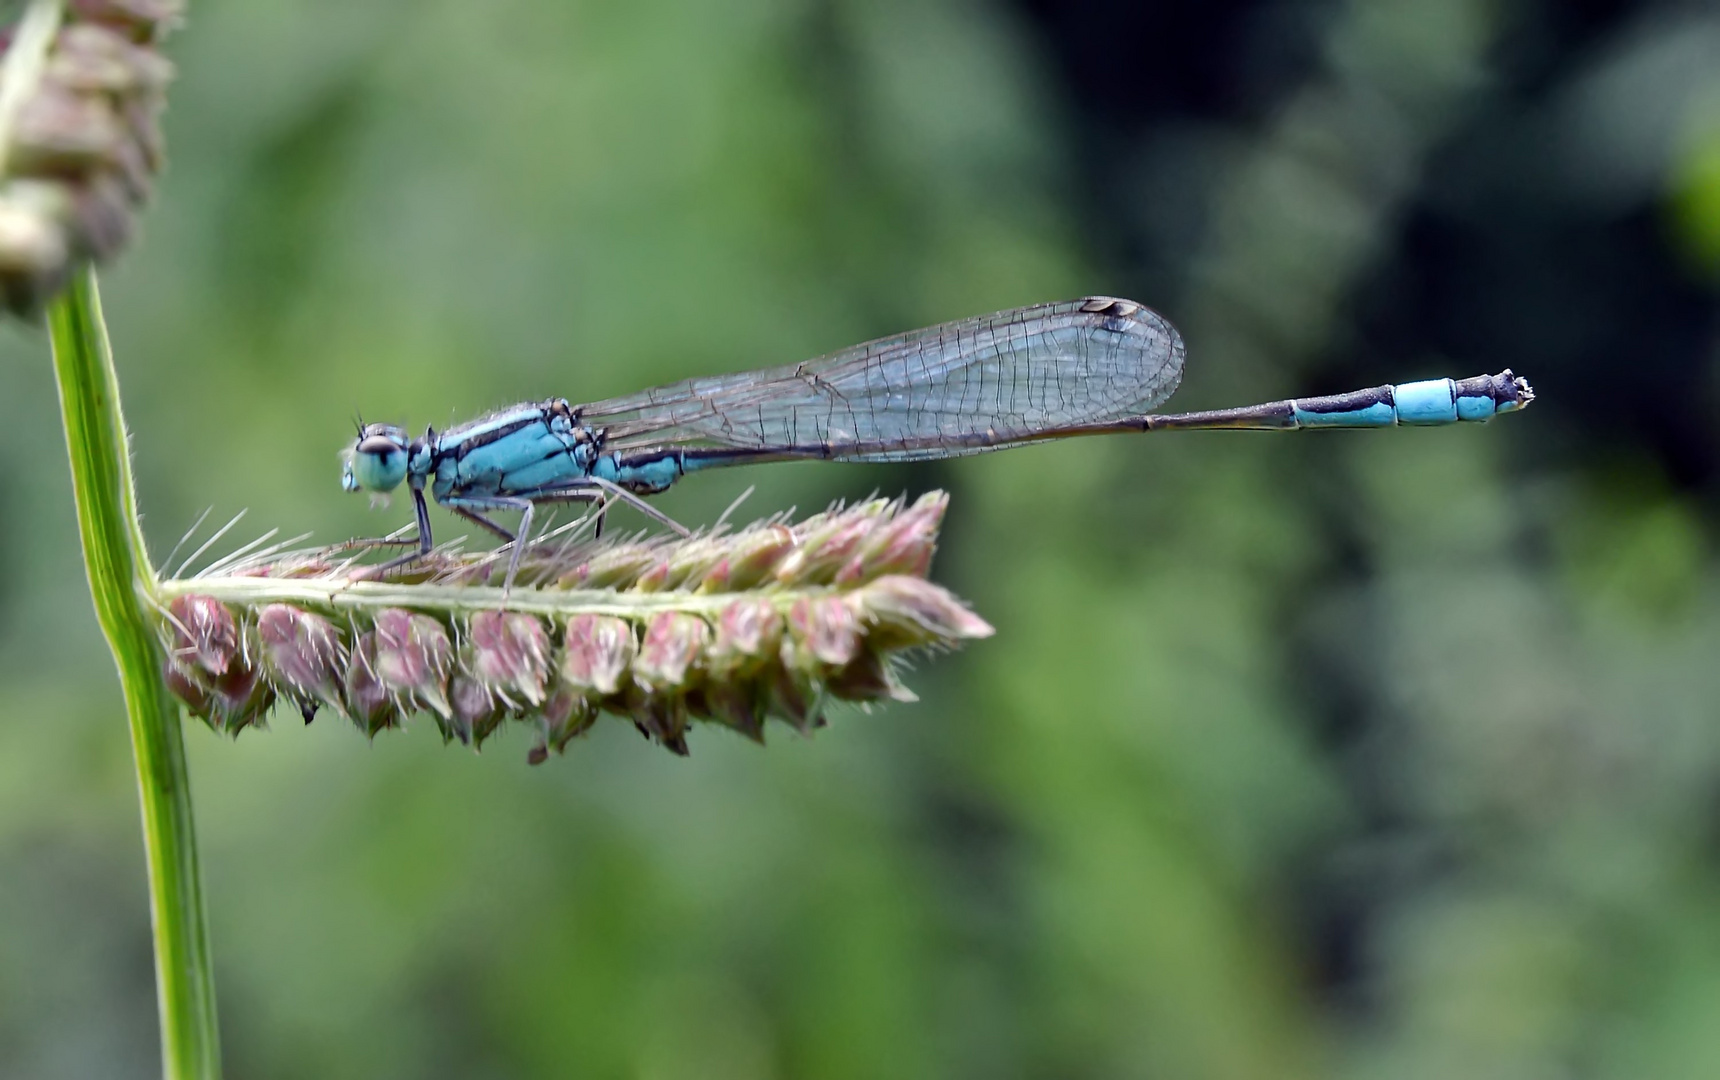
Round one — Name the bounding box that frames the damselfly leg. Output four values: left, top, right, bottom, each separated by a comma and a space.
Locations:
353, 487, 437, 581
447, 504, 519, 543
580, 476, 692, 538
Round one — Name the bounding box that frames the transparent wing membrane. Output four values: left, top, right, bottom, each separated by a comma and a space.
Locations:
578, 298, 1186, 461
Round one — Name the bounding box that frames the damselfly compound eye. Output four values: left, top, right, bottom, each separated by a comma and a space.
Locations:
344, 426, 408, 494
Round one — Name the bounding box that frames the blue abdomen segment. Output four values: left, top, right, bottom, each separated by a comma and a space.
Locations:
591, 452, 684, 494
1290, 371, 1531, 429
1392, 379, 1461, 425
1291, 395, 1399, 427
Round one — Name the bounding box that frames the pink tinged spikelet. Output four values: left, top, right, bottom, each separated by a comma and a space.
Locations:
835, 491, 945, 585
787, 595, 862, 669
207, 664, 269, 735
631, 559, 672, 593
556, 543, 659, 590
447, 611, 550, 749
775, 502, 888, 584
344, 632, 399, 736
166, 594, 238, 676
370, 609, 453, 720
164, 594, 270, 734
255, 604, 347, 723
560, 614, 635, 695
445, 675, 491, 746
706, 597, 782, 678
529, 688, 598, 764
633, 612, 709, 692
467, 611, 551, 708
162, 661, 210, 716
660, 536, 727, 590
853, 576, 995, 650
697, 525, 795, 593
695, 599, 779, 743
630, 613, 709, 755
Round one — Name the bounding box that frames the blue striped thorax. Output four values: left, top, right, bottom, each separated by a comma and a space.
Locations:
344, 401, 620, 501
417, 400, 605, 499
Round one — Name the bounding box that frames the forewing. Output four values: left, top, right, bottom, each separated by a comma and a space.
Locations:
578, 297, 1185, 461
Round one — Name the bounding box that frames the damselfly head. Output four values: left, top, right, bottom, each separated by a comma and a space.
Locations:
343, 423, 409, 495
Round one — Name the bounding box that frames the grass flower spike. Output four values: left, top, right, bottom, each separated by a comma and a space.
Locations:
157, 493, 994, 762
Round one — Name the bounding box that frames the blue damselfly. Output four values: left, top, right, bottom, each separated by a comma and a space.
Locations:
343, 297, 1532, 585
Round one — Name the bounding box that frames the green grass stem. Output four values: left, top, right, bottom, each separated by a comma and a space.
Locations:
49, 269, 221, 1079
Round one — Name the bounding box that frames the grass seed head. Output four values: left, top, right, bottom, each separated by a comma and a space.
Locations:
156, 492, 991, 760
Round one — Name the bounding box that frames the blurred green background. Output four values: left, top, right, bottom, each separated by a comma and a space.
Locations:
4, 0, 1720, 1076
